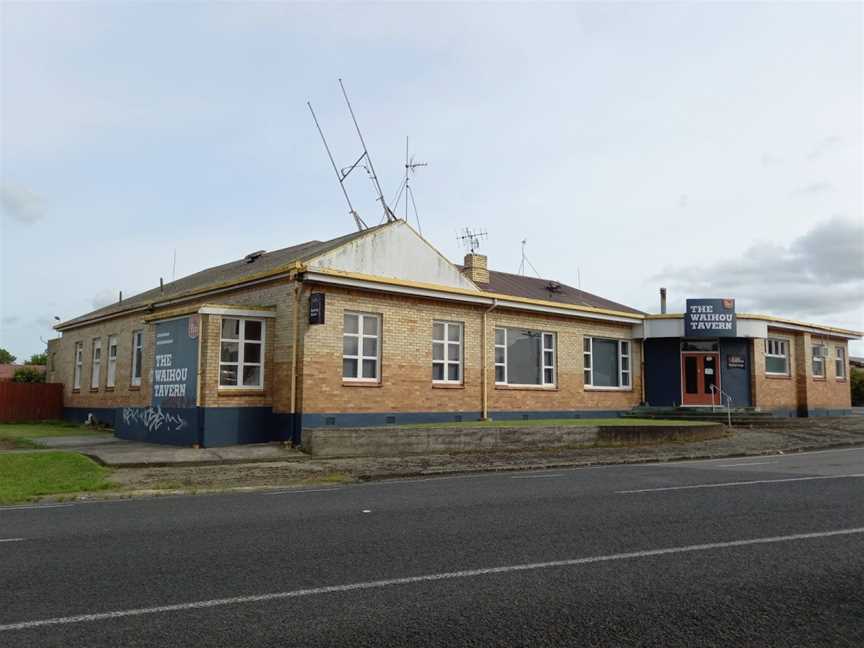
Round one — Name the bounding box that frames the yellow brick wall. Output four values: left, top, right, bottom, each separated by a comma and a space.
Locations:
298, 285, 642, 415
752, 329, 851, 411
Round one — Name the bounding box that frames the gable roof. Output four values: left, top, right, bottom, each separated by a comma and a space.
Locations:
458, 267, 644, 315
57, 223, 391, 329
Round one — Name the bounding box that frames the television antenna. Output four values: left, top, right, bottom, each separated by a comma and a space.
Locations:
518, 239, 542, 278
392, 136, 428, 234
307, 78, 397, 231
457, 227, 487, 254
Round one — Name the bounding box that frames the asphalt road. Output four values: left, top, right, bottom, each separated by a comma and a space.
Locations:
2, 447, 863, 647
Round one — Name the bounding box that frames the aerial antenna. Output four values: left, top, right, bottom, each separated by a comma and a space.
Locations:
172, 248, 177, 281
518, 238, 542, 278
338, 78, 397, 223
457, 227, 487, 254
307, 100, 367, 231
392, 136, 428, 234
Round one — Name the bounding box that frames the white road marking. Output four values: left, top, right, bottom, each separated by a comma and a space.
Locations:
265, 488, 344, 496
511, 473, 564, 479
1, 526, 862, 632
716, 461, 776, 467
362, 509, 371, 513
0, 503, 74, 511
0, 538, 24, 543
618, 473, 864, 494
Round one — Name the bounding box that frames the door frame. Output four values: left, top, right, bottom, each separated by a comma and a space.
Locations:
680, 351, 722, 407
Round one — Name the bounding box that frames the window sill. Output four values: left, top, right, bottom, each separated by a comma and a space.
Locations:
72, 389, 80, 394
342, 380, 382, 388
836, 378, 847, 383
765, 374, 791, 380
129, 385, 141, 391
217, 388, 266, 397
89, 388, 99, 393
105, 387, 115, 392
494, 384, 558, 391
584, 386, 632, 392
812, 377, 826, 382
432, 382, 465, 389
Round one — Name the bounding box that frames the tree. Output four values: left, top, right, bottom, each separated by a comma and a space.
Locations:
27, 353, 48, 366
0, 348, 16, 364
12, 367, 45, 383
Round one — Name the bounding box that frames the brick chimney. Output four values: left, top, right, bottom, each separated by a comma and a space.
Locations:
463, 253, 489, 285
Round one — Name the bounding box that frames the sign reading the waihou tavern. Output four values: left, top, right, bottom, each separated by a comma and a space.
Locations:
685, 298, 737, 338
152, 317, 198, 408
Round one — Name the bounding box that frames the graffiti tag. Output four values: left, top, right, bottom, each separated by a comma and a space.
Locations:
122, 406, 189, 433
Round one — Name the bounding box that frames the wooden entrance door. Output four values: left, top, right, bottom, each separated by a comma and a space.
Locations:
681, 353, 720, 406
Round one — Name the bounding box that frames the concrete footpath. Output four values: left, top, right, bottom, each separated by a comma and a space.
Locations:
85, 417, 864, 495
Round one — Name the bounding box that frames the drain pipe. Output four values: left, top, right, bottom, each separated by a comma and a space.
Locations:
289, 277, 303, 445
481, 299, 498, 420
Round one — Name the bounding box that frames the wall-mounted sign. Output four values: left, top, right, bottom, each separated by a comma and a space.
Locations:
727, 355, 745, 369
309, 292, 326, 325
685, 298, 737, 338
151, 317, 198, 409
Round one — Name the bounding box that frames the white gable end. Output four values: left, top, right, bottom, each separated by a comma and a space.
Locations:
307, 221, 480, 291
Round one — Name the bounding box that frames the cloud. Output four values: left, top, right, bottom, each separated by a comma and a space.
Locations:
677, 194, 688, 208
1, 316, 20, 326
792, 181, 833, 196
653, 217, 864, 322
0, 183, 46, 224
91, 289, 117, 309
807, 135, 843, 161
760, 153, 781, 167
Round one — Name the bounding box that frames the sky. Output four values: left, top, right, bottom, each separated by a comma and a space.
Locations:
1, 2, 862, 360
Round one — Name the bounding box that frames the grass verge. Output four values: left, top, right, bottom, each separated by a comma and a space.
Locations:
0, 452, 112, 504
397, 417, 714, 430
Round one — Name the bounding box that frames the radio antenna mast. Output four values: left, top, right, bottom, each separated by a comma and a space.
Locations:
518, 239, 541, 277
392, 136, 428, 234
339, 78, 397, 223
307, 101, 367, 231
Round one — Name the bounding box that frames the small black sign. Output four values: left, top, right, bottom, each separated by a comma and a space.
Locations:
727, 355, 745, 369
309, 292, 325, 325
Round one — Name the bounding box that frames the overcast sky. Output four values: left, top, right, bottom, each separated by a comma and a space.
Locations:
1, 2, 862, 359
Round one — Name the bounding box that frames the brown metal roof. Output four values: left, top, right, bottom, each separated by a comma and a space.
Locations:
460, 267, 644, 315
58, 224, 391, 329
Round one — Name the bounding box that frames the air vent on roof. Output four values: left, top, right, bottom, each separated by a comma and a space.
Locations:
244, 250, 266, 263
546, 281, 562, 293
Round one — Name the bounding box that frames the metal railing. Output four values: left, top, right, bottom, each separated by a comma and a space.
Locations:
709, 384, 733, 427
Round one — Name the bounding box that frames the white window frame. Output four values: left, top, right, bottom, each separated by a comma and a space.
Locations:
219, 317, 265, 389
432, 321, 463, 384
583, 336, 632, 390
765, 337, 789, 376
73, 342, 83, 390
812, 345, 826, 378
493, 327, 556, 387
836, 346, 847, 380
342, 312, 380, 382
90, 338, 101, 389
131, 330, 143, 386
106, 335, 118, 388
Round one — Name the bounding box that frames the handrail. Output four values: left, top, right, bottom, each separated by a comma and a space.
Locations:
709, 384, 733, 427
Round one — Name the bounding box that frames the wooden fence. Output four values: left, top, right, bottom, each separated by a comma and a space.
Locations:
0, 382, 63, 422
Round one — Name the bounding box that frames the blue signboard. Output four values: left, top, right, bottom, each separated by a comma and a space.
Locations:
115, 315, 201, 446
685, 298, 736, 338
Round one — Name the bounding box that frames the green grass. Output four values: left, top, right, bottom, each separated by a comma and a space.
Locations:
0, 452, 112, 504
396, 418, 714, 430
0, 421, 111, 448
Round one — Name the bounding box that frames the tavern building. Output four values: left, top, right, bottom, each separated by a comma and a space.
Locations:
46, 221, 860, 447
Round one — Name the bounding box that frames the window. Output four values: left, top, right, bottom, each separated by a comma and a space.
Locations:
836, 346, 847, 379
765, 338, 789, 375
432, 321, 462, 383
105, 335, 118, 388
73, 342, 83, 390
90, 338, 101, 389
493, 327, 556, 386
584, 337, 631, 388
812, 345, 826, 378
343, 313, 380, 381
219, 318, 264, 388
131, 330, 143, 386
